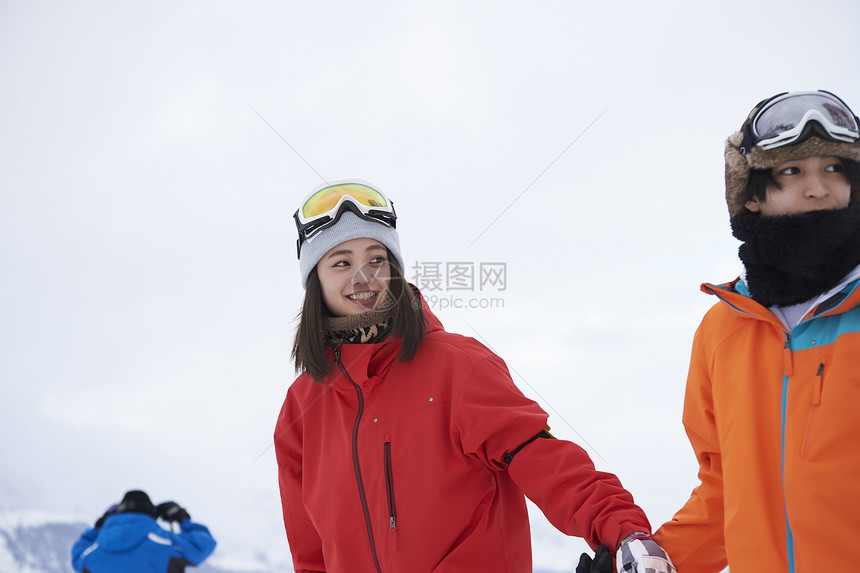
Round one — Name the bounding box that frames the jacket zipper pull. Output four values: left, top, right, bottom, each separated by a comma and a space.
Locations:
388, 512, 397, 552
388, 516, 397, 552
813, 363, 824, 405
782, 333, 794, 376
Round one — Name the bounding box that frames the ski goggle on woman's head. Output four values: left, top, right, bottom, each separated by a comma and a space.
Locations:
293, 180, 397, 257
739, 90, 860, 155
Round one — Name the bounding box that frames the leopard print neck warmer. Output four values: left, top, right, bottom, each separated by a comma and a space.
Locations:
324, 307, 394, 345
730, 202, 860, 307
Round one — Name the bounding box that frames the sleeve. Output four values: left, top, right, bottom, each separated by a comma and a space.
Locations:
653, 322, 728, 572
452, 353, 651, 551
173, 519, 217, 565
508, 437, 651, 551
452, 353, 550, 470
70, 527, 99, 573
274, 385, 327, 573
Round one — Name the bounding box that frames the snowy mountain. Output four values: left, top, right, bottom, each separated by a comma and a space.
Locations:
0, 512, 81, 573
0, 511, 277, 573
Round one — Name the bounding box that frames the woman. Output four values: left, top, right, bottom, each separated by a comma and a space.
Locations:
275, 180, 674, 573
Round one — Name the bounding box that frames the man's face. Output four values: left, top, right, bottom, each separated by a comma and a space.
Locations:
745, 155, 851, 216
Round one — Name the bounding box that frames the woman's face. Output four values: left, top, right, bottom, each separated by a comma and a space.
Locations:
316, 238, 392, 316
745, 155, 851, 216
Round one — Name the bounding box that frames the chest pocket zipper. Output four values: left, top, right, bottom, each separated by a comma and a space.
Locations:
384, 434, 397, 551
800, 362, 825, 459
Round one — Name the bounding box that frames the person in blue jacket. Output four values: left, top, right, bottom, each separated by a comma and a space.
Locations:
71, 489, 216, 573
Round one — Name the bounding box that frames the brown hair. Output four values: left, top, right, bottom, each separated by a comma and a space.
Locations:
291, 251, 427, 384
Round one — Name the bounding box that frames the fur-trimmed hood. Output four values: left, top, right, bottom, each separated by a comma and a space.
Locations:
724, 133, 860, 218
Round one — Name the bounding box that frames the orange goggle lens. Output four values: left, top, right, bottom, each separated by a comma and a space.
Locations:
300, 183, 390, 221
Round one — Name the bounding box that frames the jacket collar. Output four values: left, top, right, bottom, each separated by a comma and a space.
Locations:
703, 269, 860, 328
326, 290, 444, 391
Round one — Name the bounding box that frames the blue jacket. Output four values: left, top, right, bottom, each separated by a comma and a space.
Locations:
71, 512, 216, 573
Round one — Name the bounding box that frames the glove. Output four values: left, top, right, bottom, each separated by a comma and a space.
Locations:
95, 504, 118, 528
576, 544, 613, 573
156, 501, 190, 523
616, 533, 676, 573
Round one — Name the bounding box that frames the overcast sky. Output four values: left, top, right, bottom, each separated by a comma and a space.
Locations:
2, 1, 859, 571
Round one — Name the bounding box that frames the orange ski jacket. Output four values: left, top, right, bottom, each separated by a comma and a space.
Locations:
654, 276, 860, 572
275, 302, 651, 573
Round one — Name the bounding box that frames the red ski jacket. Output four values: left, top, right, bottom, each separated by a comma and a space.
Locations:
275, 303, 651, 573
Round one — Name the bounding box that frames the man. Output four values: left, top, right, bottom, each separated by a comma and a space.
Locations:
654, 90, 860, 572
71, 489, 216, 572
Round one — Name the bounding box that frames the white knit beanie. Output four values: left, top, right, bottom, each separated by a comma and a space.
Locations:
298, 211, 404, 288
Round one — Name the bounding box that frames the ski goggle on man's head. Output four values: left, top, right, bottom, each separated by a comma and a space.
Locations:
294, 180, 397, 258
739, 90, 860, 155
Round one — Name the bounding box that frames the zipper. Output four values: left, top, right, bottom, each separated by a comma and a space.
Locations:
384, 436, 398, 551
782, 331, 793, 376
779, 331, 796, 573
334, 346, 383, 573
800, 362, 825, 459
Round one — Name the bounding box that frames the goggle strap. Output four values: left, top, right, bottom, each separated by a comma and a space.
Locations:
739, 127, 755, 156
739, 95, 777, 155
